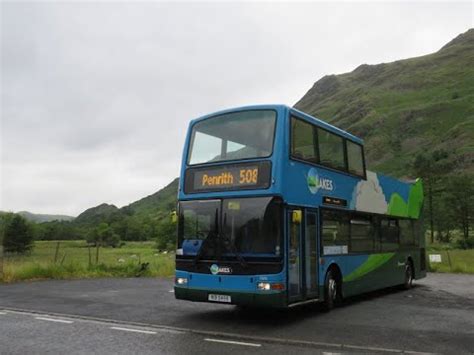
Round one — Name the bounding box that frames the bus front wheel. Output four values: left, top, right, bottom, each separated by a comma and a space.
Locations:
323, 269, 340, 311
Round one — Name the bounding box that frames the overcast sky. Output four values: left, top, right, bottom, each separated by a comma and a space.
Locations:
1, 1, 472, 216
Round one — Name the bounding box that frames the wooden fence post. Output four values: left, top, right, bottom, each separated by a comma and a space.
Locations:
446, 250, 453, 271
54, 241, 60, 264
88, 245, 92, 267
96, 244, 100, 264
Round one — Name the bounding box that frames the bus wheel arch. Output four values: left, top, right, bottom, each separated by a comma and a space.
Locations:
323, 264, 343, 311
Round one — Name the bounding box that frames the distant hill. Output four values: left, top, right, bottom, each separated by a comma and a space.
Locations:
74, 203, 121, 225
295, 28, 474, 178
16, 211, 75, 223
126, 178, 179, 218
72, 178, 179, 226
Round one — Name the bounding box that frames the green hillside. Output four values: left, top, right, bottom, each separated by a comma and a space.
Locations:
126, 178, 179, 218
74, 203, 122, 225
295, 28, 474, 178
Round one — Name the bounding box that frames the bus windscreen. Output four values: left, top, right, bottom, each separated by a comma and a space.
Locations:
188, 110, 276, 165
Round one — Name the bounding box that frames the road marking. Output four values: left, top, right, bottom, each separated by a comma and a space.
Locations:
0, 311, 7, 315
0, 308, 440, 354
35, 317, 73, 324
168, 290, 174, 293
204, 338, 262, 347
110, 326, 157, 335
343, 344, 400, 352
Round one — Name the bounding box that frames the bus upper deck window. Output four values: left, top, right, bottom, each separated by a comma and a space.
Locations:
347, 140, 365, 177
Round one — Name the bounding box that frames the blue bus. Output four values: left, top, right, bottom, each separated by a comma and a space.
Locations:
174, 105, 426, 309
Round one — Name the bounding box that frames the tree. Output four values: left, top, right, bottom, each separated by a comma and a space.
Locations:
124, 218, 144, 241
446, 175, 474, 248
2, 214, 34, 254
155, 219, 176, 251
412, 150, 452, 243
86, 223, 121, 248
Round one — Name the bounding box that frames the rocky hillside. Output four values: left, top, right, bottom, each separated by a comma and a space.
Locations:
295, 29, 474, 178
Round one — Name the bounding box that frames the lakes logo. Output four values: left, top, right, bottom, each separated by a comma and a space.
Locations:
210, 264, 232, 275
307, 168, 334, 194
210, 264, 219, 275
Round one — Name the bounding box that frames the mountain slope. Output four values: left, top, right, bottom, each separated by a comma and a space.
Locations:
295, 28, 474, 177
74, 203, 121, 225
126, 178, 179, 219
72, 178, 179, 226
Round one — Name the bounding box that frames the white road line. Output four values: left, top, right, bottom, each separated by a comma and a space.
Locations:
204, 338, 262, 347
110, 326, 157, 335
35, 317, 73, 324
168, 290, 174, 293
0, 312, 7, 315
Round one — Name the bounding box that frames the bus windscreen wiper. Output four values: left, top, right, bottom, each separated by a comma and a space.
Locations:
193, 208, 219, 265
222, 212, 247, 268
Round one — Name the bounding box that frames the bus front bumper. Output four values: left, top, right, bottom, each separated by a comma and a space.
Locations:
174, 286, 287, 308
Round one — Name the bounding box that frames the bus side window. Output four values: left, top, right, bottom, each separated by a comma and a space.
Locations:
317, 128, 345, 171
381, 219, 399, 251
291, 117, 318, 163
350, 215, 374, 253
399, 219, 415, 246
321, 210, 350, 255
346, 140, 365, 177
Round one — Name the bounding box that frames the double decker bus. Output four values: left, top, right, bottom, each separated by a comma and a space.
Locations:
174, 105, 426, 309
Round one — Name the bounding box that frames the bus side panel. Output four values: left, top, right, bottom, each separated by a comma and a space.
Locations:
322, 253, 409, 299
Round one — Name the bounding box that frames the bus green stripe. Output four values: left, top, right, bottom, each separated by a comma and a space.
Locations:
343, 253, 395, 282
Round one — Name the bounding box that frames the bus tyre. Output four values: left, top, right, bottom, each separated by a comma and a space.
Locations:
323, 270, 339, 311
403, 262, 413, 290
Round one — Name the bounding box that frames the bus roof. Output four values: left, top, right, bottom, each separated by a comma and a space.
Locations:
189, 104, 364, 145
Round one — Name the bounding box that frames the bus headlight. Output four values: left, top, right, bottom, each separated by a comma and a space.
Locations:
257, 282, 285, 291
257, 282, 271, 291
176, 277, 188, 285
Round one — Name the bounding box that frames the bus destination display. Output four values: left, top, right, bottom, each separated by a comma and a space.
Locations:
184, 161, 271, 193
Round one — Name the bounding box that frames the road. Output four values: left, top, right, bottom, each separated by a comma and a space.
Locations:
0, 273, 473, 354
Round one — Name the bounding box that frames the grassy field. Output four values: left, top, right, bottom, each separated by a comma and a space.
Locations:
1, 240, 473, 283
426, 249, 474, 274
1, 240, 174, 283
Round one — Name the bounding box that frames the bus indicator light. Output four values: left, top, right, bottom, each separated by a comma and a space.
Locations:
270, 283, 285, 291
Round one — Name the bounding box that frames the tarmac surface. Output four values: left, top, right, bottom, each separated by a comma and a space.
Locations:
0, 273, 473, 354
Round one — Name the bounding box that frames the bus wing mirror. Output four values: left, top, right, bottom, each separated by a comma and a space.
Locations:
292, 210, 302, 224
170, 210, 178, 223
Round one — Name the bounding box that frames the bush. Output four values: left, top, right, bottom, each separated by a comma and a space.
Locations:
2, 214, 34, 254
86, 223, 121, 248
456, 236, 474, 250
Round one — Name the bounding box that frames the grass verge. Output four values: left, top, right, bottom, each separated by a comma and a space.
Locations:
426, 249, 474, 274
1, 240, 174, 283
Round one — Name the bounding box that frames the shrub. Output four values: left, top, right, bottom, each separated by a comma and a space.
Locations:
2, 214, 34, 254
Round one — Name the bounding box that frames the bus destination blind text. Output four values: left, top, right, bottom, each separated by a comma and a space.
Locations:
185, 162, 271, 193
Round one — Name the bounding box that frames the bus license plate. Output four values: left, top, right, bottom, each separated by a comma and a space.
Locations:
208, 294, 231, 303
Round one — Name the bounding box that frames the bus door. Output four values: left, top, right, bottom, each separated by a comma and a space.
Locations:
288, 208, 319, 303
305, 210, 319, 298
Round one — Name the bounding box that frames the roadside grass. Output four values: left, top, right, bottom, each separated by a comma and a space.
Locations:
426, 249, 474, 274
1, 240, 174, 283
2, 241, 473, 282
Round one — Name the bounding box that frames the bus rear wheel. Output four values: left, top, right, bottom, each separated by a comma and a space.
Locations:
323, 269, 340, 311
403, 262, 414, 290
